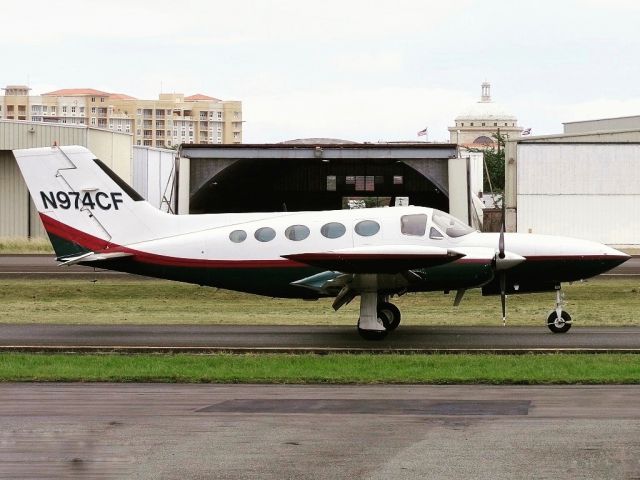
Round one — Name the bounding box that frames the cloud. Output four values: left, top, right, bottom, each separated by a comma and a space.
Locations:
242, 86, 476, 143
552, 98, 640, 124
0, 0, 469, 45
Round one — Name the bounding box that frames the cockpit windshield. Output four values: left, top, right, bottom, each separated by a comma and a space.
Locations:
432, 209, 475, 238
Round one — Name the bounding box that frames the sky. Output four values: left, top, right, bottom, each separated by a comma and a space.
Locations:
3, 0, 640, 143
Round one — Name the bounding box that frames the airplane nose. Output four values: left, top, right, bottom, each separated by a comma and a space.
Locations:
595, 245, 631, 273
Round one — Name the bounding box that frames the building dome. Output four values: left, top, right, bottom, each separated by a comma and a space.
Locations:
448, 82, 522, 147
455, 102, 517, 121
454, 82, 517, 121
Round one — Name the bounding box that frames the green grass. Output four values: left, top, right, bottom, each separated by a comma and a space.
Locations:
0, 277, 638, 326
1, 353, 639, 383
0, 237, 53, 254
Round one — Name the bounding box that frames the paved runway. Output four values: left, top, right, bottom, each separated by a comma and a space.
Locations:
3, 324, 640, 352
1, 383, 639, 479
0, 254, 137, 278
1, 254, 639, 277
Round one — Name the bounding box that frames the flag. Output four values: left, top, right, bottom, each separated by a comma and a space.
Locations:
522, 128, 531, 136
417, 127, 428, 137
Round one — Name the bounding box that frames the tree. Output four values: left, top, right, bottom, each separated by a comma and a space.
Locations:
468, 131, 506, 193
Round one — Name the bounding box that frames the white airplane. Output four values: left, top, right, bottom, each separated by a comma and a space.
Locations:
14, 145, 630, 339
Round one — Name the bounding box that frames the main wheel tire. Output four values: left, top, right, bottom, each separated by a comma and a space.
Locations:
357, 327, 389, 340
377, 302, 401, 331
547, 310, 572, 334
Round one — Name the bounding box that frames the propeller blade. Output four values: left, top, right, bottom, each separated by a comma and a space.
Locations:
498, 194, 506, 259
500, 272, 507, 326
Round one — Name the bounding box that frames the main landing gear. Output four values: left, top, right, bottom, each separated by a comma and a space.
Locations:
356, 277, 402, 340
378, 301, 401, 331
547, 287, 572, 334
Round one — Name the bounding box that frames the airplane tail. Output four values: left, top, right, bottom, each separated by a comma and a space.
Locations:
13, 145, 170, 260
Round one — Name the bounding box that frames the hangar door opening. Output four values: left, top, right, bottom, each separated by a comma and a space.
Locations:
189, 158, 449, 213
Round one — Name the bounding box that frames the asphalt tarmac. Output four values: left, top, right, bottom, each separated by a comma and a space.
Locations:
3, 324, 640, 352
1, 383, 639, 479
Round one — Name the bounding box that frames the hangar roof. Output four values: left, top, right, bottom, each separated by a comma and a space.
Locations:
180, 142, 458, 160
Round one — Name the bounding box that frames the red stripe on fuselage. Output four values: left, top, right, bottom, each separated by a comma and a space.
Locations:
40, 213, 627, 270
40, 212, 302, 269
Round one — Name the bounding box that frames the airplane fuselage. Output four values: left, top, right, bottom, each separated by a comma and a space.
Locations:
39, 205, 627, 298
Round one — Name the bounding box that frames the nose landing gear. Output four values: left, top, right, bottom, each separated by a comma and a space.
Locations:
547, 287, 572, 333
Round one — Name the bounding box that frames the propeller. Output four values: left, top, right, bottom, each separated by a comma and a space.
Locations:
499, 194, 506, 325
493, 196, 526, 325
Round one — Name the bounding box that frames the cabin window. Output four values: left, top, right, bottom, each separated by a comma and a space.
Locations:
401, 214, 427, 236
254, 227, 276, 242
429, 227, 444, 240
354, 220, 380, 237
229, 230, 247, 243
285, 225, 310, 241
320, 222, 346, 239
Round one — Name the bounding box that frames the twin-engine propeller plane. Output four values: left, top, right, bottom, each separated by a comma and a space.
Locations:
15, 146, 630, 339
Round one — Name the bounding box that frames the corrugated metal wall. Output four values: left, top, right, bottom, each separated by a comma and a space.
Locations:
132, 146, 176, 212
517, 144, 640, 244
87, 129, 133, 182
0, 151, 29, 237
0, 121, 88, 150
0, 121, 132, 238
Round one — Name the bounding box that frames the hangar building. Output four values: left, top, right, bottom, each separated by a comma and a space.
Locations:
504, 117, 640, 246
0, 120, 132, 237
177, 141, 483, 227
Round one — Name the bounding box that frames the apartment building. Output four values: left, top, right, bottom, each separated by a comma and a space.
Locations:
1, 85, 242, 147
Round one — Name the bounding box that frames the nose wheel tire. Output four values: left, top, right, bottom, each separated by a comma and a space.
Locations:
377, 302, 401, 331
547, 310, 572, 334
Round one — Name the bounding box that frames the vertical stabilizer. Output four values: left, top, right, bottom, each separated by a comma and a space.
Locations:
13, 145, 169, 258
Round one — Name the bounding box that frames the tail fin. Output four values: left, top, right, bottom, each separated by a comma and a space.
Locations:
14, 145, 167, 259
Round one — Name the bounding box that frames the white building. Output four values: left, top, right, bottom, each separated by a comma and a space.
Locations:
505, 124, 640, 246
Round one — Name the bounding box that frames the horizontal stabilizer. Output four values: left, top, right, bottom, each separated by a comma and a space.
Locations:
283, 245, 464, 274
58, 251, 134, 266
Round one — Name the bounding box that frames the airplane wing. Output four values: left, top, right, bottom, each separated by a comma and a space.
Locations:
283, 245, 464, 274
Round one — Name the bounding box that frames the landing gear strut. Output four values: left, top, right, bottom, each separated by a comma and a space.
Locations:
547, 287, 572, 333
357, 286, 388, 340
354, 276, 403, 340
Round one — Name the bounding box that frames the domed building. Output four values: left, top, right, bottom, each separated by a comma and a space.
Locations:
448, 82, 522, 148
